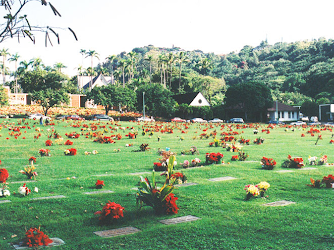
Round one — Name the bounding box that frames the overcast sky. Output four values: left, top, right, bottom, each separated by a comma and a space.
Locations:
3, 0, 334, 76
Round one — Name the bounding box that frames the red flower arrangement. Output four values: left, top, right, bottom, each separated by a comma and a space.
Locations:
162, 193, 179, 214
45, 140, 53, 146
206, 152, 224, 164
64, 148, 77, 156
28, 156, 36, 164
22, 227, 53, 247
231, 155, 238, 161
64, 140, 73, 145
153, 162, 166, 171
0, 168, 9, 183
322, 174, 334, 188
261, 156, 277, 170
95, 180, 105, 189
39, 148, 50, 157
330, 140, 334, 144
94, 201, 124, 223
282, 155, 304, 168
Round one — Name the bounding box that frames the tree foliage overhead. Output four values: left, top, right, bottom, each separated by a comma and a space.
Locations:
0, 0, 77, 45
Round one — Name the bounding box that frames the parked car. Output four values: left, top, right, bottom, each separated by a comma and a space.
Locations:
308, 122, 321, 125
91, 114, 114, 121
268, 120, 285, 125
208, 118, 224, 123
67, 115, 84, 120
56, 115, 70, 120
227, 118, 244, 123
191, 118, 207, 123
171, 117, 186, 122
290, 121, 306, 126
28, 113, 51, 121
136, 116, 155, 122
324, 122, 334, 127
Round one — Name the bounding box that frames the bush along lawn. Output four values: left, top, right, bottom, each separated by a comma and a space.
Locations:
0, 118, 334, 249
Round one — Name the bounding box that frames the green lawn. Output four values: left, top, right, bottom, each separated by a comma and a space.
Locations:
0, 119, 333, 249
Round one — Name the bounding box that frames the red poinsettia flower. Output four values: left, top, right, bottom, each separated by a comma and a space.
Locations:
29, 156, 36, 163
95, 180, 105, 189
94, 201, 124, 222
162, 193, 179, 214
23, 227, 53, 247
65, 140, 73, 145
0, 168, 9, 183
45, 140, 53, 146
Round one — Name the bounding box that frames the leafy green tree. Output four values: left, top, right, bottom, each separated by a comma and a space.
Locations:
300, 100, 318, 117
0, 85, 8, 106
87, 85, 136, 115
225, 82, 273, 122
31, 88, 69, 116
136, 84, 176, 118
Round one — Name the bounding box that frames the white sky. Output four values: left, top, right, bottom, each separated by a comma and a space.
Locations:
2, 0, 334, 77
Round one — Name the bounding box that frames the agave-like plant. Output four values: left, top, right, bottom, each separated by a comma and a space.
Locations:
136, 155, 176, 214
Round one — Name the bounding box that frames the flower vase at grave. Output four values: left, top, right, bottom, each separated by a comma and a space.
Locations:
245, 192, 253, 201
260, 191, 265, 197
96, 185, 103, 189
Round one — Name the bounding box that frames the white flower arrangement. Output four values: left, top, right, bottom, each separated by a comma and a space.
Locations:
18, 184, 31, 196
0, 188, 10, 197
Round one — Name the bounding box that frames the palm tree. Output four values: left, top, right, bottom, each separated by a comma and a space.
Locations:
167, 53, 174, 88
144, 54, 154, 84
106, 55, 117, 84
30, 58, 44, 71
118, 59, 127, 88
158, 54, 167, 88
54, 62, 67, 73
85, 50, 99, 90
8, 53, 20, 93
17, 60, 31, 75
127, 51, 138, 82
80, 49, 86, 66
176, 52, 188, 92
113, 69, 121, 87
0, 48, 10, 84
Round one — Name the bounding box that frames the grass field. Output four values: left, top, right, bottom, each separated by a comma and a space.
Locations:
0, 118, 334, 249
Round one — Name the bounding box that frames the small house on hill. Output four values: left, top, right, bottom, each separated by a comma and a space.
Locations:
267, 102, 300, 122
172, 92, 210, 107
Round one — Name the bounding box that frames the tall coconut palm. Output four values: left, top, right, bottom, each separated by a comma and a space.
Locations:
8, 53, 20, 93
158, 54, 167, 88
166, 53, 174, 88
127, 51, 138, 82
176, 52, 188, 92
118, 59, 127, 88
113, 69, 121, 87
106, 55, 117, 84
85, 50, 99, 90
144, 54, 154, 84
54, 62, 66, 73
30, 58, 44, 71
77, 65, 83, 91
0, 48, 10, 84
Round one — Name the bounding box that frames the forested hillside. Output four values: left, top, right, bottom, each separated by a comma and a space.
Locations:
97, 38, 334, 106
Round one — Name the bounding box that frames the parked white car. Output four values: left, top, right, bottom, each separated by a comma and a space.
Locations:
208, 118, 224, 123
191, 118, 207, 123
136, 116, 155, 122
28, 113, 51, 121
290, 121, 306, 126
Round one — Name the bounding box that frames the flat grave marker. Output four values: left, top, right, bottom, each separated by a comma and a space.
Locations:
31, 195, 66, 200
174, 182, 198, 187
128, 172, 151, 176
276, 170, 294, 173
263, 200, 296, 207
12, 238, 65, 249
0, 200, 11, 204
208, 176, 237, 182
94, 227, 141, 238
160, 215, 201, 225
10, 180, 36, 184
84, 190, 114, 195
93, 174, 114, 177
298, 167, 317, 170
